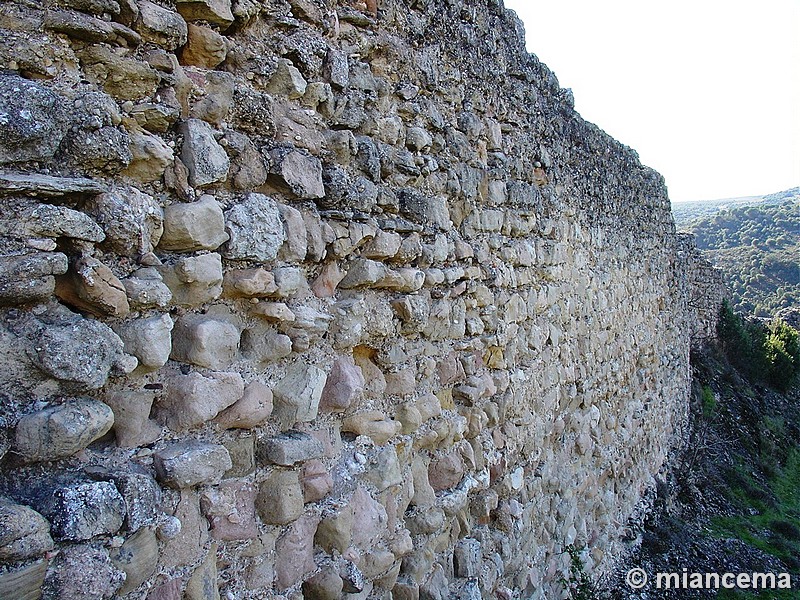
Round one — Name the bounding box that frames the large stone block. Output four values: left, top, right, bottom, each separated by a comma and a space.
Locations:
13, 398, 114, 463
158, 370, 244, 431
180, 118, 230, 188
0, 499, 54, 561
34, 481, 126, 541
223, 193, 286, 261
256, 469, 303, 525
0, 73, 69, 164
153, 441, 232, 488
170, 314, 239, 369
272, 363, 326, 428
159, 195, 229, 252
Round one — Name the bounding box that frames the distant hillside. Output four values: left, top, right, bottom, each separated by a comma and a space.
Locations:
675, 188, 800, 317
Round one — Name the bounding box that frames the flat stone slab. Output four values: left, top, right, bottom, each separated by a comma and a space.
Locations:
0, 171, 106, 196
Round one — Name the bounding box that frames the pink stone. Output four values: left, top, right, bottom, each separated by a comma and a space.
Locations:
146, 578, 182, 600
427, 451, 465, 491
436, 352, 465, 386
311, 261, 345, 298
348, 486, 387, 551
274, 513, 320, 590
319, 357, 365, 412
384, 368, 416, 397
300, 459, 333, 503
202, 480, 258, 541
214, 380, 273, 429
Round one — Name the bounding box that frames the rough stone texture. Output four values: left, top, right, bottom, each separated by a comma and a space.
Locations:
170, 314, 239, 369
34, 480, 126, 541
55, 255, 130, 317
104, 390, 162, 447
0, 0, 727, 598
256, 469, 304, 525
214, 380, 273, 429
83, 187, 164, 257
114, 313, 174, 372
0, 73, 69, 164
42, 544, 124, 600
157, 370, 244, 431
159, 195, 228, 252
13, 398, 115, 463
223, 193, 286, 261
0, 498, 54, 561
180, 118, 230, 188
272, 363, 326, 429
110, 527, 159, 595
0, 253, 68, 305
153, 441, 232, 488
158, 252, 224, 306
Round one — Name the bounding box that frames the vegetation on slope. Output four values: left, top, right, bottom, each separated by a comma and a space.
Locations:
675, 189, 800, 318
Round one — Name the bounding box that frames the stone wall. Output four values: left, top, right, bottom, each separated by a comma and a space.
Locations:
0, 0, 722, 598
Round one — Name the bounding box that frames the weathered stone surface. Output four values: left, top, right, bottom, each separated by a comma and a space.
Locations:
0, 173, 104, 198
17, 305, 127, 390
256, 469, 303, 525
170, 314, 239, 369
110, 528, 159, 595
108, 472, 161, 531
319, 356, 365, 412
223, 130, 268, 190
107, 388, 162, 446
81, 45, 160, 101
300, 459, 333, 503
175, 0, 233, 27
201, 480, 258, 541
398, 188, 451, 231
114, 313, 173, 371
8, 204, 105, 243
153, 441, 232, 488
13, 398, 114, 463
278, 203, 308, 261
0, 499, 54, 561
303, 567, 344, 600
159, 195, 228, 251
35, 480, 126, 541
258, 430, 323, 466
160, 490, 208, 568
58, 124, 132, 174
241, 326, 293, 362
84, 187, 164, 256
42, 544, 124, 600
223, 193, 285, 261
157, 252, 223, 306
266, 59, 307, 99
124, 267, 173, 308
0, 73, 69, 164
55, 255, 130, 318
0, 559, 48, 600
342, 411, 401, 445
427, 451, 465, 491
122, 128, 174, 183
274, 513, 319, 590
315, 505, 353, 554
189, 70, 235, 127
270, 149, 324, 199
222, 433, 255, 478
0, 253, 68, 305
184, 543, 220, 600
180, 118, 230, 188
272, 363, 326, 428
136, 0, 187, 49
215, 380, 273, 429
158, 370, 244, 431
181, 23, 227, 69
223, 268, 277, 297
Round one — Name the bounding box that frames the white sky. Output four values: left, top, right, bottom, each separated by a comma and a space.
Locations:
502, 0, 800, 203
